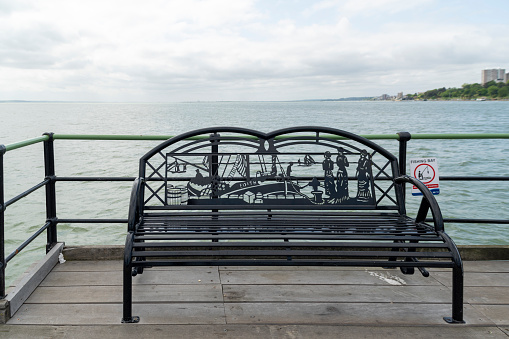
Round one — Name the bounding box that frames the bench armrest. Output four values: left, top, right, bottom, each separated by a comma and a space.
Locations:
128, 177, 144, 232
394, 175, 445, 232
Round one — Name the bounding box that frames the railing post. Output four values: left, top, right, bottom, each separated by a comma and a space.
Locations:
43, 133, 57, 252
0, 145, 6, 298
397, 132, 411, 202
397, 132, 411, 175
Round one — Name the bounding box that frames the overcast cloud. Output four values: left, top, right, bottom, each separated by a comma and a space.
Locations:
1, 0, 508, 101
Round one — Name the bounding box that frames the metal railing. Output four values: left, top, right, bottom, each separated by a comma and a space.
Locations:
0, 132, 508, 297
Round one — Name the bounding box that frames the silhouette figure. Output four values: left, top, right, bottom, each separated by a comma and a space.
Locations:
322, 151, 336, 197
335, 150, 349, 203
356, 150, 372, 202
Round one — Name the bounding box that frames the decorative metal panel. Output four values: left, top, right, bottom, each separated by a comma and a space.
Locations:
140, 128, 400, 208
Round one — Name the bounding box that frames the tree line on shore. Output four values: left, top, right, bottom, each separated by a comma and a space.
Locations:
407, 80, 509, 100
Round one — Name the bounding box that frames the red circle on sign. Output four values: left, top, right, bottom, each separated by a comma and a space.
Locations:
413, 163, 435, 184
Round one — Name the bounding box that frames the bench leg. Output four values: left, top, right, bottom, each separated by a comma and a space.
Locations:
122, 233, 140, 323
122, 261, 140, 323
443, 266, 465, 324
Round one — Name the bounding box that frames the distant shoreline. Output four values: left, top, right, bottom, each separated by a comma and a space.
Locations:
1, 98, 508, 103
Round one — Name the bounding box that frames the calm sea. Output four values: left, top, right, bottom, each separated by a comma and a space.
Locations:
1, 101, 508, 285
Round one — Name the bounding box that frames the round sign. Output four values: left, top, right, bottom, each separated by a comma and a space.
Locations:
413, 163, 435, 184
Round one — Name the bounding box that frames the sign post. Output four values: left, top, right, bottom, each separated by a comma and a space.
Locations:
409, 158, 440, 196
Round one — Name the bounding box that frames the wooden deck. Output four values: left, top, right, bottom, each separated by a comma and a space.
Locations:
2, 259, 509, 338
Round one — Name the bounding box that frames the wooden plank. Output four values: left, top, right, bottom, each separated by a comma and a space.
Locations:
220, 269, 442, 286
472, 305, 509, 326
466, 287, 509, 305
54, 260, 509, 274
129, 267, 221, 285
51, 260, 122, 272
436, 261, 508, 274
6, 243, 64, 317
223, 284, 451, 303
9, 301, 495, 327
40, 271, 122, 286
8, 303, 226, 325
224, 302, 493, 326
433, 272, 509, 287
221, 261, 508, 273
502, 327, 509, 337
41, 267, 220, 286
53, 260, 216, 273
463, 260, 509, 273
26, 284, 223, 303
0, 324, 507, 339
220, 266, 392, 271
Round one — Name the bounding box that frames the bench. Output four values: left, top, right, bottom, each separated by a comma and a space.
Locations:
122, 126, 464, 324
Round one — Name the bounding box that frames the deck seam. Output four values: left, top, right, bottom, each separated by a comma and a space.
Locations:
218, 266, 228, 325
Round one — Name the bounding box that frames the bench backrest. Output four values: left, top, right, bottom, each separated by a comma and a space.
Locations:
139, 127, 404, 212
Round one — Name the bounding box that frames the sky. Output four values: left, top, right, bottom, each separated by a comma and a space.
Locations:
1, 0, 508, 102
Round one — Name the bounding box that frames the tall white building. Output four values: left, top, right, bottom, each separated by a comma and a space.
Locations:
482, 68, 506, 85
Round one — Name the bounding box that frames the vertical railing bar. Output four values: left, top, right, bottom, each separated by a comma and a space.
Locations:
0, 144, 6, 298
43, 133, 58, 252
210, 133, 219, 199
210, 134, 219, 238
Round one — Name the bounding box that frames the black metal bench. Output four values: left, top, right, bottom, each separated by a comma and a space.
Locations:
122, 127, 464, 324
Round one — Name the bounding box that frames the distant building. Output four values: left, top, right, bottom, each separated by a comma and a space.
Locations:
506, 73, 509, 83
396, 92, 403, 100
482, 68, 506, 85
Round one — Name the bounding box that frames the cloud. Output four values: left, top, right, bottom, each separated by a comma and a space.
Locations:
0, 0, 508, 101
340, 0, 433, 15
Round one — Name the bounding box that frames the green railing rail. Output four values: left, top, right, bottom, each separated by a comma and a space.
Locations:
2, 132, 508, 153
0, 131, 508, 298
3, 135, 50, 152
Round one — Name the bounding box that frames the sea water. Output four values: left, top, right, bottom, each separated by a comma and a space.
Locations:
0, 101, 508, 285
